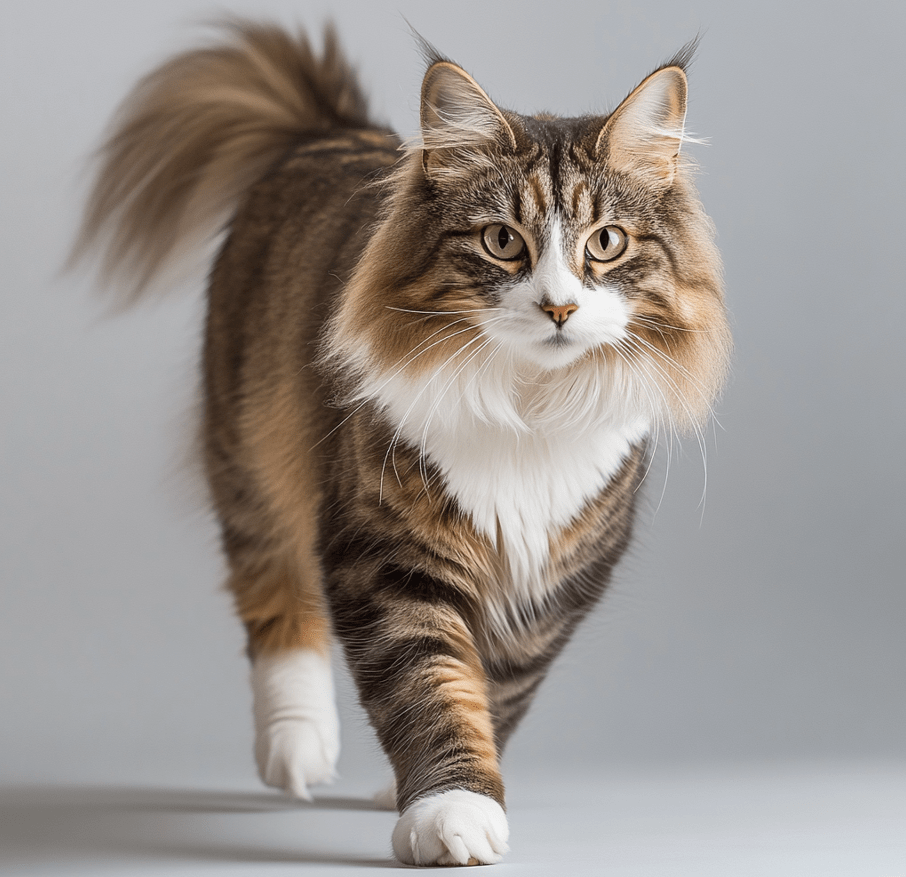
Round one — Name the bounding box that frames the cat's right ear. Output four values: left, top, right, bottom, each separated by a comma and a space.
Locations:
595, 65, 689, 187
420, 61, 516, 176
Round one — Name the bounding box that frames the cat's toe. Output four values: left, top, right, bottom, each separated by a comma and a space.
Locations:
391, 789, 509, 866
255, 716, 339, 799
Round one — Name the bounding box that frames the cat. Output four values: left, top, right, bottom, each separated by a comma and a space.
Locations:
74, 20, 731, 866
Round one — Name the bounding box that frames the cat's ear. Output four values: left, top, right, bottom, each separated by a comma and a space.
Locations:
596, 65, 688, 186
420, 61, 516, 175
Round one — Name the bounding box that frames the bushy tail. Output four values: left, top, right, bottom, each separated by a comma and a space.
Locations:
72, 20, 371, 303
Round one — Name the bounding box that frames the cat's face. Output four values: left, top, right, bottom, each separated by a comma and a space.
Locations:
418, 115, 673, 373
330, 58, 730, 433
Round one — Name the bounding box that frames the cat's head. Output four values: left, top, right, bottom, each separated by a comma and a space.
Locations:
328, 48, 731, 435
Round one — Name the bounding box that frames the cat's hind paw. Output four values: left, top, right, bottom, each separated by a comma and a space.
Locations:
392, 789, 509, 866
255, 716, 339, 799
251, 649, 340, 800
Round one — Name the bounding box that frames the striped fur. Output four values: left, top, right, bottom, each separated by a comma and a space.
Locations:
75, 21, 731, 865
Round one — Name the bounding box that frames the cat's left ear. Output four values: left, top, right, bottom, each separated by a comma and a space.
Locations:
420, 61, 516, 175
596, 65, 688, 186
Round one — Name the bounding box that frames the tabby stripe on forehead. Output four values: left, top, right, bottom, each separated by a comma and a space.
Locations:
588, 195, 602, 227
570, 180, 587, 217
548, 140, 563, 200
512, 187, 523, 225
528, 175, 547, 214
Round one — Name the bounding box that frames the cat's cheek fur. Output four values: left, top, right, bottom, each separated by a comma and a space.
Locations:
392, 790, 510, 866
250, 649, 340, 799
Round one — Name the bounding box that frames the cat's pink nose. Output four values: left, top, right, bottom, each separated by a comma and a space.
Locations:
540, 302, 578, 327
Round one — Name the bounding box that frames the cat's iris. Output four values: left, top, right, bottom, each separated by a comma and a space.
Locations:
481, 224, 525, 261
585, 226, 627, 262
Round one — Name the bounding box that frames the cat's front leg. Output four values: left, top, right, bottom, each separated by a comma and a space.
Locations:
330, 573, 509, 866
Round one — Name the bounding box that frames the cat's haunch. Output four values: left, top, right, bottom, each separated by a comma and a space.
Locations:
75, 20, 730, 866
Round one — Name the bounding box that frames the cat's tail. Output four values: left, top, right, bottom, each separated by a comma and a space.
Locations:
71, 20, 372, 305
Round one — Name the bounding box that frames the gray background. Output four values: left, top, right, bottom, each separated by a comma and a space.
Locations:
2, 0, 904, 873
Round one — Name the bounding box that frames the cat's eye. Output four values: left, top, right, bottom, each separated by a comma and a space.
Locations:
585, 226, 628, 262
481, 224, 526, 261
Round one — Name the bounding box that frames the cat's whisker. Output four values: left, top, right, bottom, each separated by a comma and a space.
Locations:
621, 332, 712, 444
414, 330, 507, 485
622, 334, 716, 485
317, 316, 485, 453
380, 325, 500, 501
610, 349, 661, 485
629, 313, 719, 334
620, 334, 710, 509
609, 341, 671, 500
386, 306, 503, 316
417, 335, 499, 473
625, 330, 722, 429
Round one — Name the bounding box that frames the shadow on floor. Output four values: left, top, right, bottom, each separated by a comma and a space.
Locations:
0, 785, 398, 870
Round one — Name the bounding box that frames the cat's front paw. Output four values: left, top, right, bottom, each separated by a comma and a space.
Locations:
392, 789, 509, 866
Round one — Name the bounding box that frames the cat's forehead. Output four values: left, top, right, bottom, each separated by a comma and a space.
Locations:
480, 114, 610, 229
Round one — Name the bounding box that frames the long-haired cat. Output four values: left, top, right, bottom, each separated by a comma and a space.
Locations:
74, 21, 731, 866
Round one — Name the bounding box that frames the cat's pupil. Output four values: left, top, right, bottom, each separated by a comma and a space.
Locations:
497, 227, 512, 250
599, 229, 611, 252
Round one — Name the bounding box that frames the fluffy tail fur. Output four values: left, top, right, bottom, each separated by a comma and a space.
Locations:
72, 20, 371, 303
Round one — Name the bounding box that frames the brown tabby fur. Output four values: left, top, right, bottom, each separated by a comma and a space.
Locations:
75, 21, 730, 817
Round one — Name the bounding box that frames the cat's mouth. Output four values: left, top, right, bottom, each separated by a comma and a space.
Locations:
543, 331, 573, 348
523, 329, 592, 370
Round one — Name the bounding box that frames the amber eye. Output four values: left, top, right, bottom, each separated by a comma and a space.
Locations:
585, 226, 628, 262
481, 224, 526, 261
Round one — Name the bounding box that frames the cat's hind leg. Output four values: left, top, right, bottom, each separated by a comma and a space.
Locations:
230, 557, 339, 800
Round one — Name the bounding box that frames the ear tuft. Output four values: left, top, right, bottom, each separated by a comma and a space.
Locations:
597, 66, 688, 185
420, 61, 515, 167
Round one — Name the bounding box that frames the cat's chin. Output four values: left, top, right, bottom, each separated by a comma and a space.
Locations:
515, 338, 596, 372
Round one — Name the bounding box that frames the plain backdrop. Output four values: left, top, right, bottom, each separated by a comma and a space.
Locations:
2, 0, 904, 801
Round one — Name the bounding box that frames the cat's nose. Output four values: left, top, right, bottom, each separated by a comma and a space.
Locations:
540, 301, 578, 327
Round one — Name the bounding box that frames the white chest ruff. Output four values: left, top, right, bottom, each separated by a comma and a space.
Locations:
367, 354, 651, 623
429, 417, 645, 578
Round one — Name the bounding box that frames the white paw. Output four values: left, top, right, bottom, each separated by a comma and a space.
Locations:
251, 649, 340, 800
255, 715, 339, 799
392, 789, 509, 866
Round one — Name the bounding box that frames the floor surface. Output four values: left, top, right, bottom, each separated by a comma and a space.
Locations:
2, 763, 903, 875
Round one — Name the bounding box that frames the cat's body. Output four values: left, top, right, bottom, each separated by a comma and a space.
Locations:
76, 22, 730, 866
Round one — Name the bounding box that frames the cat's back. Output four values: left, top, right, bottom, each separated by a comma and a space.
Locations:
207, 127, 400, 385
204, 128, 400, 437
202, 128, 400, 538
